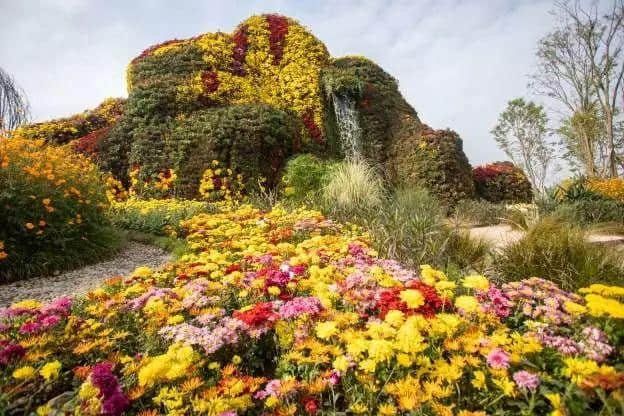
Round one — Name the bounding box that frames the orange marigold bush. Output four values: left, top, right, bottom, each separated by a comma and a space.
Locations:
0, 136, 119, 282
586, 177, 624, 203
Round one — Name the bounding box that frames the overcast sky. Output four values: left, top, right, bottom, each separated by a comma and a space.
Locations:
0, 0, 558, 165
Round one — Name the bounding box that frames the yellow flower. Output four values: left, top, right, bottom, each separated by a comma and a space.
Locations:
40, 361, 62, 381
350, 403, 369, 414
315, 321, 338, 340
267, 286, 281, 296
333, 355, 350, 372
166, 315, 185, 325
358, 359, 377, 373
265, 395, 279, 408
36, 405, 52, 416
13, 366, 36, 380
455, 296, 480, 313
563, 301, 587, 315
384, 309, 405, 327
399, 289, 424, 309
378, 403, 397, 415
462, 275, 489, 290
11, 299, 42, 309
471, 371, 486, 390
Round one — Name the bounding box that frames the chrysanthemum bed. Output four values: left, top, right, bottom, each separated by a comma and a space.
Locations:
1, 205, 623, 415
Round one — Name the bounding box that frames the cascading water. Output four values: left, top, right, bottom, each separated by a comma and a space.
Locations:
331, 93, 362, 160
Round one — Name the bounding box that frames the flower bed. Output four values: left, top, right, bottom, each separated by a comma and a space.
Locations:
1, 204, 623, 415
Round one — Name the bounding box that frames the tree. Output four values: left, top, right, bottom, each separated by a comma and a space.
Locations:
0, 67, 30, 133
530, 0, 624, 177
491, 98, 556, 194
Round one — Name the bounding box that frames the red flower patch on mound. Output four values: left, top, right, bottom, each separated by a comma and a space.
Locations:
266, 14, 289, 65
232, 25, 249, 75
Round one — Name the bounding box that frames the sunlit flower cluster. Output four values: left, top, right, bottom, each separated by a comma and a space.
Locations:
1, 204, 623, 414
198, 160, 246, 203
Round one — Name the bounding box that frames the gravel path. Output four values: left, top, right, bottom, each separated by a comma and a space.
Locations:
468, 224, 624, 249
0, 242, 171, 307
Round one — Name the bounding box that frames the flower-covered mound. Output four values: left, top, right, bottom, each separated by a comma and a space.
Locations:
1, 205, 624, 415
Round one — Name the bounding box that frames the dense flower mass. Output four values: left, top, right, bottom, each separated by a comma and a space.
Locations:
0, 136, 112, 281
1, 204, 623, 415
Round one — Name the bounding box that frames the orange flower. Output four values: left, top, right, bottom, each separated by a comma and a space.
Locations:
25, 222, 35, 230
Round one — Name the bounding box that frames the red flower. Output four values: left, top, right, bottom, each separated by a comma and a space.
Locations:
232, 25, 249, 75
375, 282, 449, 319
303, 397, 318, 414
234, 302, 277, 328
302, 110, 323, 144
202, 71, 220, 93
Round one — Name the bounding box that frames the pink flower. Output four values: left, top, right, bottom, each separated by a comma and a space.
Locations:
513, 370, 540, 391
486, 348, 510, 369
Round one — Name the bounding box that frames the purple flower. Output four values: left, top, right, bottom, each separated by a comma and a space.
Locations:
0, 343, 25, 365
513, 370, 540, 391
41, 296, 72, 316
278, 297, 324, 319
90, 361, 128, 416
486, 348, 510, 369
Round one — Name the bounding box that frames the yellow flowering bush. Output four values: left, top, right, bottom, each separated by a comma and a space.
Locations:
586, 177, 624, 203
1, 204, 624, 415
0, 136, 118, 282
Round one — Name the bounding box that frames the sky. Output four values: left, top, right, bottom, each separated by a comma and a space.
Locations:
0, 0, 557, 166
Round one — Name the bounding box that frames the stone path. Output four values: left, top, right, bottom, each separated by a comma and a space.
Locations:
468, 224, 624, 249
0, 242, 171, 307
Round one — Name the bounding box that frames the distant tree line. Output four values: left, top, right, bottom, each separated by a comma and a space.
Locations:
493, 0, 624, 192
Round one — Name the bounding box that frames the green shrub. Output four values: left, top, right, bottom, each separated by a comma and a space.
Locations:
452, 199, 506, 226
493, 218, 624, 290
281, 154, 339, 206
473, 161, 532, 203
108, 198, 211, 236
0, 137, 121, 282
552, 199, 624, 225
321, 159, 386, 221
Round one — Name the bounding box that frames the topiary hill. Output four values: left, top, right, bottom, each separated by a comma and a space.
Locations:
18, 14, 477, 203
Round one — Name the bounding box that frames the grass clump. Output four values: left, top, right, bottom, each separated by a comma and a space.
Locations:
371, 187, 490, 271
493, 218, 624, 290
321, 159, 385, 221
451, 199, 506, 226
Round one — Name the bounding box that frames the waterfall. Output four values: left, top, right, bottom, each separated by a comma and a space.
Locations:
332, 94, 362, 160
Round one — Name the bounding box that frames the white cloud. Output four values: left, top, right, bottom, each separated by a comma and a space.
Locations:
0, 0, 558, 166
